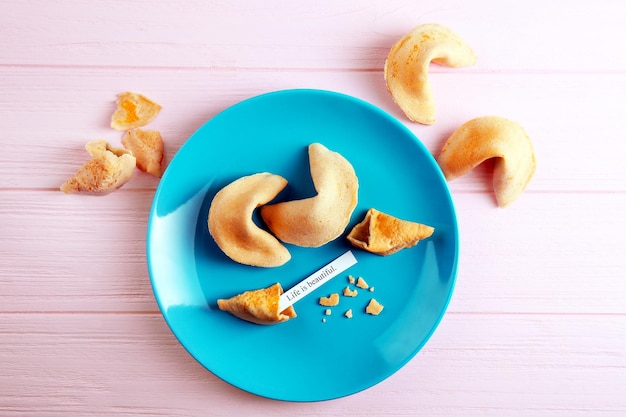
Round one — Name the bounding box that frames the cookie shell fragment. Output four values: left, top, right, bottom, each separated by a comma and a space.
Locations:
347, 208, 434, 256
217, 283, 297, 325
319, 293, 340, 307
121, 128, 165, 177
365, 299, 384, 316
355, 277, 369, 289
343, 287, 358, 297
60, 140, 136, 194
110, 92, 161, 131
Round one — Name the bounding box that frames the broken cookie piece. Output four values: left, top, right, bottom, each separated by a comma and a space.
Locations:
60, 140, 136, 194
355, 277, 369, 289
111, 92, 161, 130
217, 283, 297, 325
347, 208, 434, 256
121, 128, 165, 177
365, 298, 384, 316
319, 293, 340, 307
342, 287, 358, 297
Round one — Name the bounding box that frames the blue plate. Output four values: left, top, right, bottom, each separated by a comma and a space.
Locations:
146, 89, 459, 402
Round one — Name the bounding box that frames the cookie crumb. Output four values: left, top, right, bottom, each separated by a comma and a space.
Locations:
344, 309, 353, 319
324, 309, 332, 316
319, 293, 339, 306
356, 277, 369, 289
369, 287, 375, 292
365, 298, 384, 315
348, 275, 355, 284
342, 286, 358, 297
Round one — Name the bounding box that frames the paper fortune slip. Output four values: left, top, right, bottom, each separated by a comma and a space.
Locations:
278, 250, 358, 312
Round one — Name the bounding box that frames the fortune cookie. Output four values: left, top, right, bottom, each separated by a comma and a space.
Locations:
261, 143, 358, 247
437, 116, 536, 207
384, 23, 476, 125
208, 173, 291, 267
217, 283, 297, 325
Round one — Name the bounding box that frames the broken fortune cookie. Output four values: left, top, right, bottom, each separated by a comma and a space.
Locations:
121, 128, 165, 177
60, 140, 136, 194
217, 283, 297, 325
347, 208, 434, 256
110, 91, 161, 131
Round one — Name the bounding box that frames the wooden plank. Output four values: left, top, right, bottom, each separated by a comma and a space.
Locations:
1, 0, 624, 71
0, 190, 158, 312
1, 191, 624, 314
0, 312, 624, 416
1, 68, 625, 191
450, 191, 626, 314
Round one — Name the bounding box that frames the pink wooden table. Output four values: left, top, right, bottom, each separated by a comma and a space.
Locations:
2, 1, 625, 415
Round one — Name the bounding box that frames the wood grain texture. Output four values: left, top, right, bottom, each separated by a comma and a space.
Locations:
1, 0, 625, 415
2, 69, 625, 191
1, 0, 625, 71
0, 190, 156, 312
1, 313, 624, 416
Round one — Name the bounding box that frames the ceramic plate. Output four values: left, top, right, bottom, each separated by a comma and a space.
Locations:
146, 89, 459, 402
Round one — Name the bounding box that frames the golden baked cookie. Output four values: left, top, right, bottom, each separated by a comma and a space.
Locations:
60, 140, 136, 194
208, 173, 291, 267
110, 92, 161, 131
437, 116, 536, 207
217, 283, 297, 325
121, 128, 165, 177
261, 143, 358, 247
384, 23, 476, 125
347, 208, 434, 256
